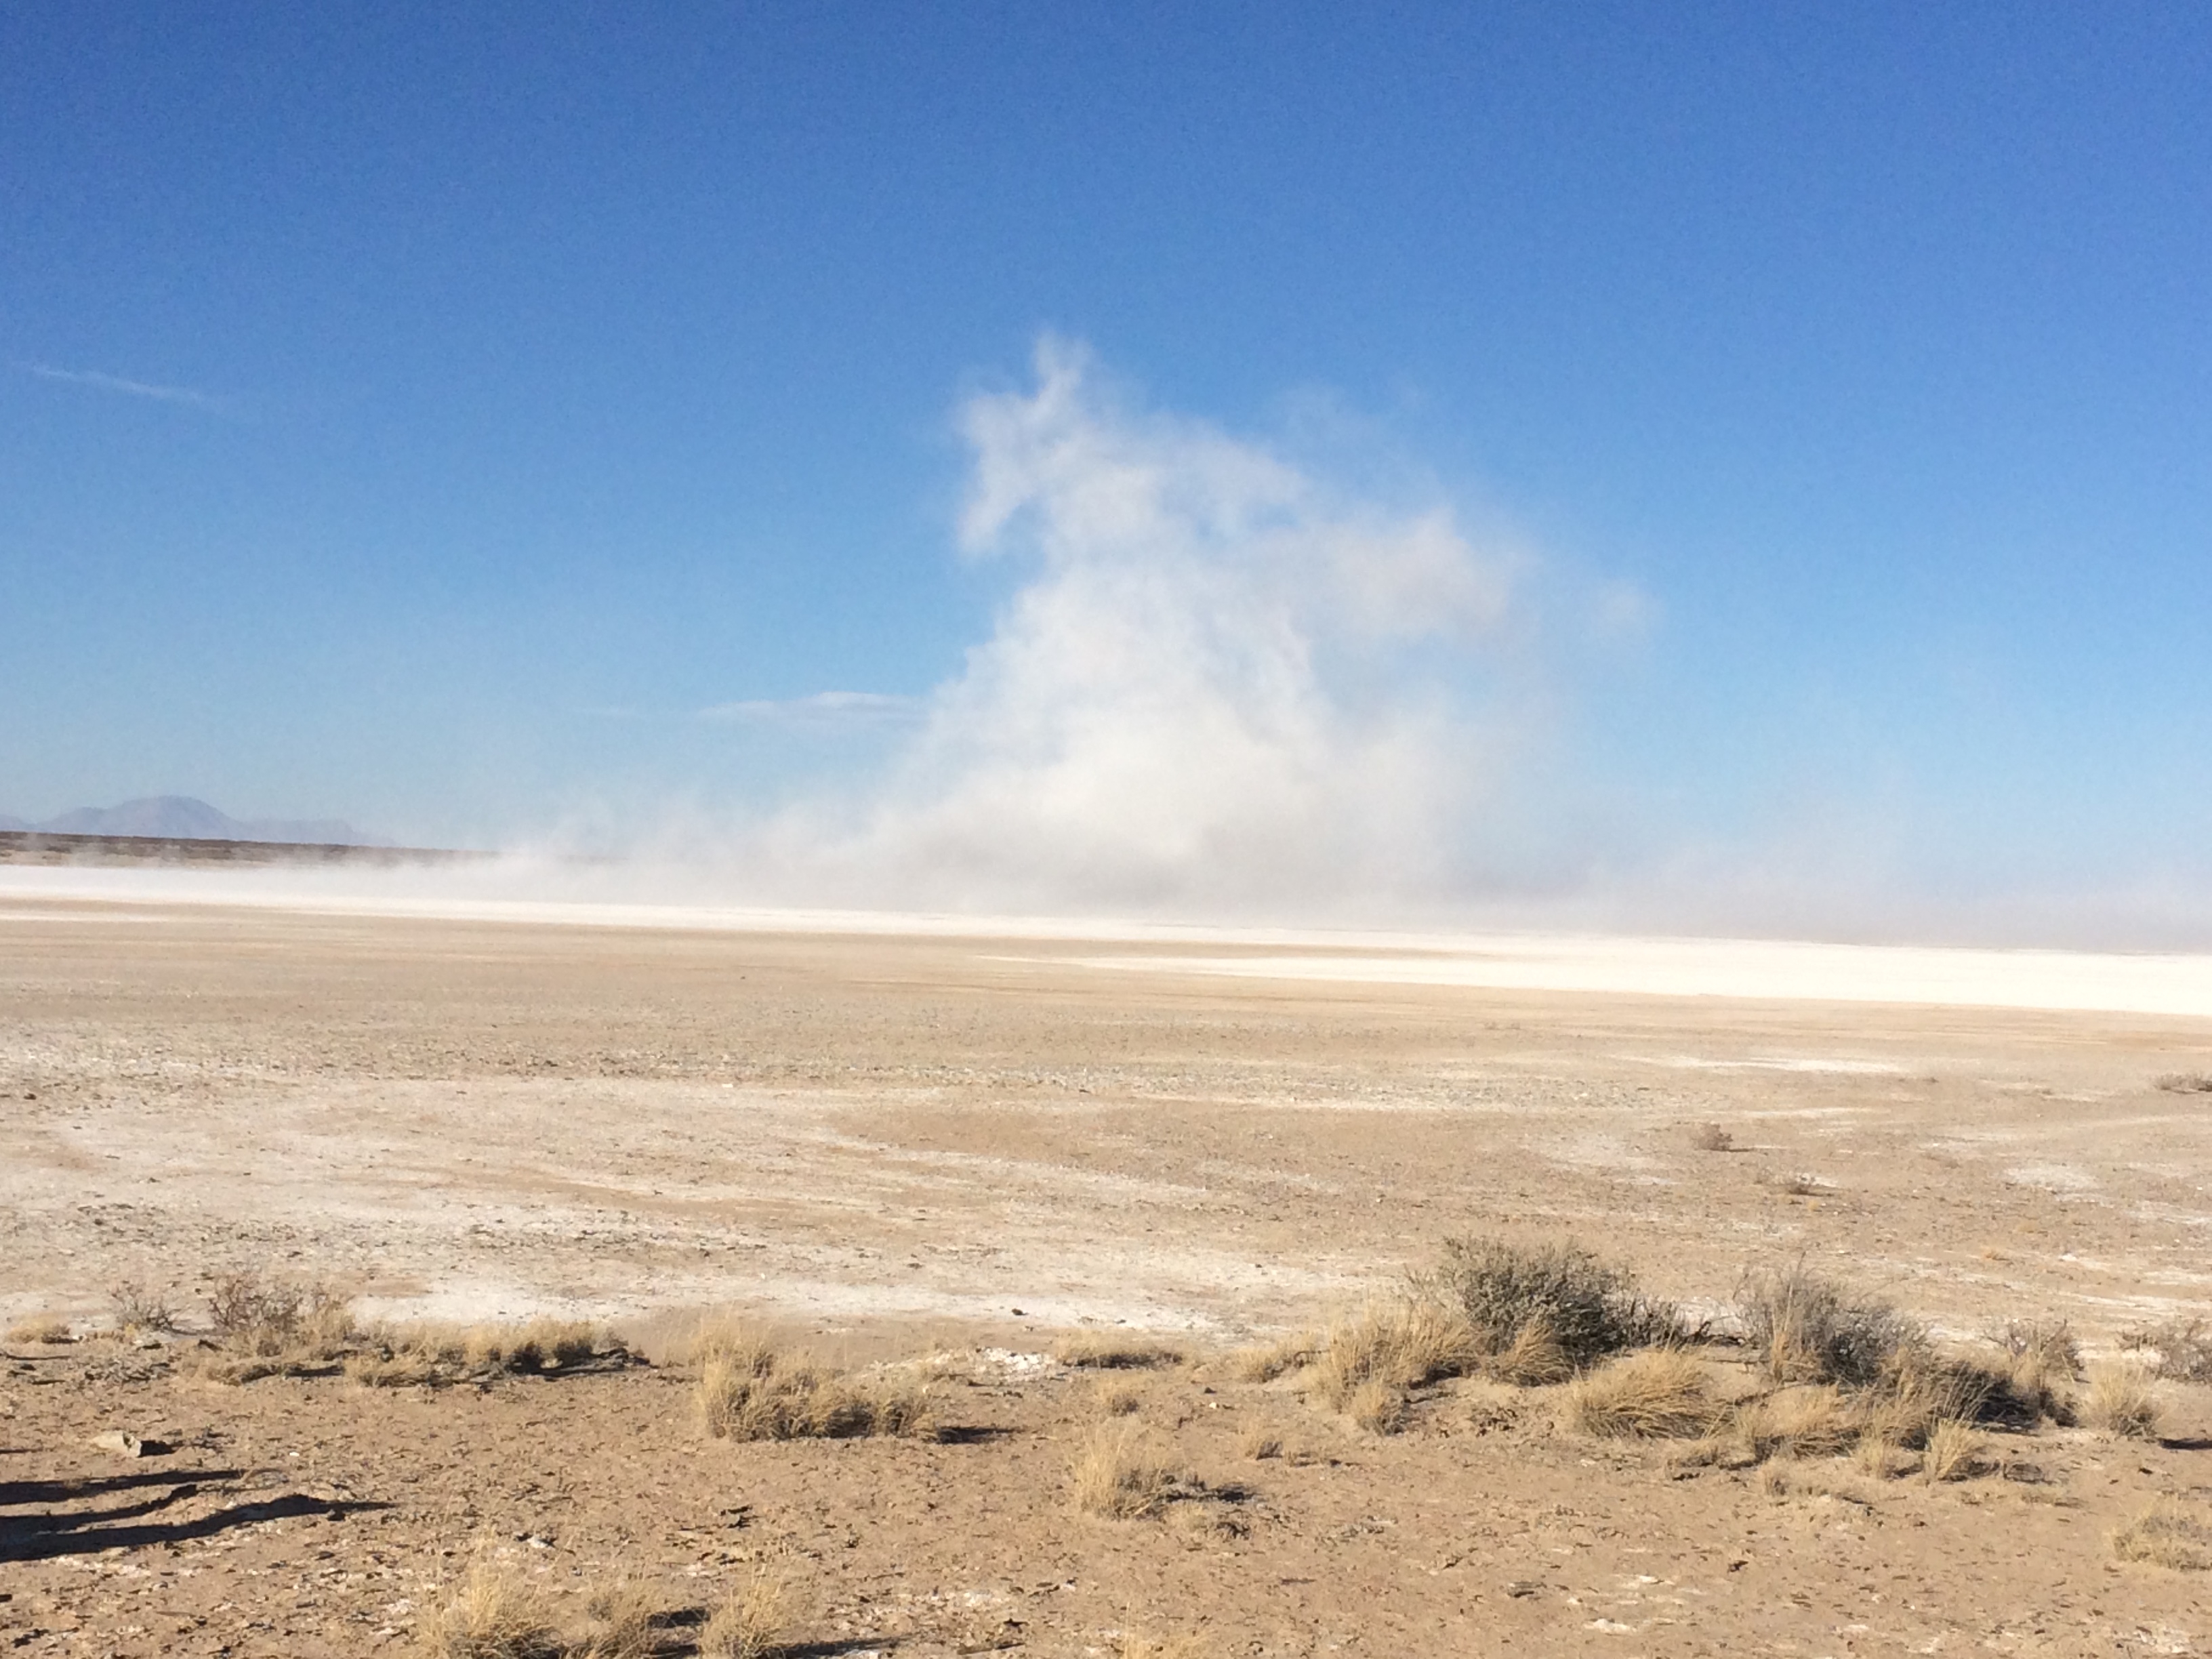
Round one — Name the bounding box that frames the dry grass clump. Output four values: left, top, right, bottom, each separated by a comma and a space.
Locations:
1736, 1263, 1922, 1386
1740, 1384, 1859, 1460
1687, 1122, 1737, 1152
1485, 1317, 1574, 1385
2112, 1498, 2212, 1571
2153, 1071, 2212, 1094
1230, 1331, 1318, 1383
1090, 1374, 1145, 1416
2084, 1363, 2162, 1439
1561, 1349, 1717, 1439
1921, 1416, 1983, 1482
1423, 1235, 1679, 1368
699, 1572, 785, 1659
1071, 1419, 1182, 1518
1308, 1300, 1479, 1425
1236, 1418, 1284, 1460
5, 1313, 75, 1345
578, 1581, 661, 1659
696, 1330, 934, 1443
1052, 1330, 1183, 1370
348, 1318, 616, 1388
2124, 1317, 2212, 1385
417, 1555, 560, 1659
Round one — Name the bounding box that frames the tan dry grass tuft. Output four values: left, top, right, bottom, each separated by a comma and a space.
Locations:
1921, 1417, 1982, 1482
1053, 1330, 1183, 1370
1090, 1375, 1145, 1416
2112, 1498, 2212, 1571
1236, 1418, 1284, 1460
1309, 1300, 1479, 1415
1687, 1122, 1736, 1152
5, 1314, 74, 1345
416, 1555, 560, 1659
699, 1572, 786, 1659
1741, 1384, 1858, 1460
1561, 1349, 1718, 1439
1071, 1419, 1179, 1519
579, 1580, 661, 1659
1345, 1377, 1406, 1434
1484, 1317, 1573, 1385
1230, 1332, 1317, 1383
2085, 1364, 2162, 1440
698, 1344, 935, 1443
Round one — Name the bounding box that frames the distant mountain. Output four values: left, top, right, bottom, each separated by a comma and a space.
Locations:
1, 796, 390, 846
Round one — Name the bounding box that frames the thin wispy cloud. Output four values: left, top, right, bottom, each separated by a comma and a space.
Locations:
700, 691, 924, 726
23, 363, 228, 412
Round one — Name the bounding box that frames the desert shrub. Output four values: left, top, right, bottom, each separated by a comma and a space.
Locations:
2085, 1364, 2162, 1440
1423, 1236, 1676, 1366
108, 1280, 176, 1332
1998, 1320, 2082, 1419
699, 1572, 785, 1659
2127, 1317, 2212, 1385
1071, 1420, 1179, 1519
696, 1335, 933, 1442
208, 1270, 304, 1346
1230, 1332, 1317, 1382
1052, 1331, 1182, 1370
1309, 1300, 1479, 1417
1562, 1350, 1717, 1439
1735, 1263, 1923, 1386
2112, 1499, 2212, 1571
1688, 1123, 1736, 1152
5, 1313, 74, 1345
2153, 1072, 2212, 1094
417, 1555, 560, 1659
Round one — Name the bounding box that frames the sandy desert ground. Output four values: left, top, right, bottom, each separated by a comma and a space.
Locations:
5, 880, 2212, 1656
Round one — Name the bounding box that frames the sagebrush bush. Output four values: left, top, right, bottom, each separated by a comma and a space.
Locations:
1424, 1236, 1677, 1366
1736, 1263, 1923, 1386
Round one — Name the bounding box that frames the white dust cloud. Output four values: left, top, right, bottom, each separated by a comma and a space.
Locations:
732, 339, 1549, 917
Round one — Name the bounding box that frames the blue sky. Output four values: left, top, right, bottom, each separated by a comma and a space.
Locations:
5, 3, 2211, 935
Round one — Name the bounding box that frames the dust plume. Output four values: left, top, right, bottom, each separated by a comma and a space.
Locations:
728, 338, 1566, 918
